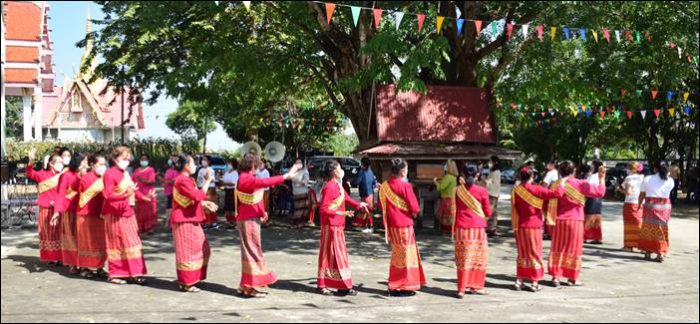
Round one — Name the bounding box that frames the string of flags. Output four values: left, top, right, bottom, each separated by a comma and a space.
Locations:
310, 1, 698, 63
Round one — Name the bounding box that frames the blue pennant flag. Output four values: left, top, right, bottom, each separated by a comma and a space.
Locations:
579, 28, 586, 42
564, 26, 570, 40
457, 19, 465, 36
585, 110, 592, 117
667, 91, 675, 101
685, 105, 692, 115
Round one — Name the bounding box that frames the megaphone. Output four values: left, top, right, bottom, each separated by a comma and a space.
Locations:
241, 141, 263, 156
264, 141, 286, 163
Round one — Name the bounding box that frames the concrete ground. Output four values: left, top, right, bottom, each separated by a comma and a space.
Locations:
1, 187, 698, 323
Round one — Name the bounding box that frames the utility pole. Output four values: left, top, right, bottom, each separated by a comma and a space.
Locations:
120, 66, 125, 143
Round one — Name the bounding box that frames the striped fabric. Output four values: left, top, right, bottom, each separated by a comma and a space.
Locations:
238, 218, 277, 288
38, 207, 62, 262
547, 219, 584, 281
622, 203, 643, 249
104, 214, 147, 278
454, 227, 488, 291
583, 214, 603, 241
172, 222, 210, 286
639, 197, 671, 255
515, 228, 544, 281
76, 215, 106, 269
60, 211, 78, 266
317, 225, 353, 289
388, 226, 426, 291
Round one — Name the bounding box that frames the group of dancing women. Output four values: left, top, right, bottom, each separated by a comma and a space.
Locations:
25, 145, 674, 298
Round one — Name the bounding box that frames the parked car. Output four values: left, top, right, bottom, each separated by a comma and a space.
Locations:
307, 156, 361, 181
195, 154, 228, 183
501, 168, 516, 184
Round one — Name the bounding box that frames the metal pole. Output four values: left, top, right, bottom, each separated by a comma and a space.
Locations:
120, 67, 125, 143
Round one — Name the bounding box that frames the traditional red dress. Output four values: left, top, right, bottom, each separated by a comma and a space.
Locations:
171, 173, 210, 286
56, 170, 80, 266
378, 178, 424, 291
76, 171, 106, 269
132, 166, 157, 233
545, 177, 605, 281
511, 183, 564, 281
26, 164, 63, 262
235, 171, 285, 288
102, 166, 147, 278
453, 183, 492, 292
317, 179, 361, 290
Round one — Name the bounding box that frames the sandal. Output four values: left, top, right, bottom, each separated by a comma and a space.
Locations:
68, 266, 80, 274
644, 253, 652, 261
525, 284, 542, 293
132, 277, 148, 285
318, 288, 333, 296
655, 255, 665, 263
80, 270, 95, 279
456, 291, 466, 299
567, 280, 583, 287
241, 287, 268, 298
179, 285, 201, 293
96, 269, 109, 279
551, 279, 561, 288
513, 282, 523, 291
338, 289, 358, 296
109, 278, 128, 285
472, 289, 489, 295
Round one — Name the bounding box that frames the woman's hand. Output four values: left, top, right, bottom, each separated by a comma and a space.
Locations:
28, 148, 37, 163
50, 212, 60, 226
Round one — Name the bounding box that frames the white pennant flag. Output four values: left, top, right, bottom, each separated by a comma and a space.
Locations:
677, 46, 682, 58
455, 6, 462, 19
394, 12, 404, 31
615, 30, 621, 43
522, 24, 529, 38
640, 110, 647, 118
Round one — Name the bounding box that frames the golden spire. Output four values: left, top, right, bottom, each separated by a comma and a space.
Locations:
78, 8, 97, 82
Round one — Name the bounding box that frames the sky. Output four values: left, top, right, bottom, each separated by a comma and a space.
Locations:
47, 1, 239, 151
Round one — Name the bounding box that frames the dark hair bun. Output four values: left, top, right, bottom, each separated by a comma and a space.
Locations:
390, 158, 406, 175
174, 154, 190, 172
320, 159, 340, 180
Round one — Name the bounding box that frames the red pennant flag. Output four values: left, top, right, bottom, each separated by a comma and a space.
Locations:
646, 31, 652, 43
537, 24, 544, 41
603, 28, 610, 42
653, 109, 661, 118
510, 103, 517, 110
669, 42, 676, 49
417, 13, 425, 32
621, 89, 627, 97
506, 23, 514, 40
373, 8, 383, 29
625, 30, 631, 42
599, 111, 606, 118
540, 112, 546, 117
474, 20, 483, 35
325, 3, 336, 24
626, 111, 633, 119
651, 90, 658, 99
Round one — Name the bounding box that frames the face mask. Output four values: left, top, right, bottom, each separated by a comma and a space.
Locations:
117, 160, 130, 170
201, 161, 209, 167
189, 163, 197, 174
140, 161, 149, 167
62, 156, 71, 165
443, 164, 448, 171
227, 165, 233, 171
53, 162, 64, 172
167, 160, 173, 167
95, 165, 107, 176
338, 169, 345, 180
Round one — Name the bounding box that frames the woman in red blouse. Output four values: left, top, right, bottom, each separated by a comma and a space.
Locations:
76, 154, 108, 278
102, 146, 147, 285
56, 152, 88, 274
377, 158, 423, 297
316, 160, 368, 296
453, 165, 492, 297
511, 166, 565, 292
171, 154, 213, 292
26, 148, 64, 266
235, 153, 301, 298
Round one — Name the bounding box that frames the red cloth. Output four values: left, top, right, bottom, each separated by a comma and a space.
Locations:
102, 167, 134, 217
25, 164, 61, 208
76, 214, 106, 269
317, 225, 353, 289
437, 197, 454, 233
515, 228, 544, 281
454, 227, 488, 291
584, 214, 603, 241
319, 179, 361, 226
236, 172, 284, 221
622, 203, 643, 249
352, 195, 374, 228
513, 182, 565, 228
454, 184, 492, 229
60, 211, 78, 266
77, 172, 104, 217
639, 197, 671, 255
37, 206, 62, 262
237, 218, 277, 288
56, 170, 80, 213
378, 178, 421, 228
171, 174, 207, 224
133, 167, 157, 232
104, 214, 147, 278
547, 219, 583, 281
387, 226, 425, 291
173, 222, 210, 286
550, 178, 605, 221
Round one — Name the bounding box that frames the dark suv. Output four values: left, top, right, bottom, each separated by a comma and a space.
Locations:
307, 156, 361, 180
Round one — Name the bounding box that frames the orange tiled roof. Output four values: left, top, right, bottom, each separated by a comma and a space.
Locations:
5, 68, 38, 84
4, 2, 42, 41
5, 46, 39, 63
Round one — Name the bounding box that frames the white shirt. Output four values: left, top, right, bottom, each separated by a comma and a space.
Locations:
622, 174, 644, 203
542, 169, 559, 186
197, 167, 215, 189
587, 173, 600, 186
222, 170, 239, 189
292, 169, 310, 196
256, 168, 271, 191
642, 174, 675, 198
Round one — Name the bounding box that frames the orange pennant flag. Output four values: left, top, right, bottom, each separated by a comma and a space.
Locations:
651, 90, 658, 99
474, 20, 483, 35
437, 16, 445, 33
325, 3, 336, 25
373, 8, 383, 29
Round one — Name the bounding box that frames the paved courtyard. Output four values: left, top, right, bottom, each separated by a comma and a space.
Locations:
1, 189, 698, 323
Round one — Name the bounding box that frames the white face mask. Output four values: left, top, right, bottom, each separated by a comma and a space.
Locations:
117, 160, 130, 170
53, 162, 64, 172
189, 163, 197, 174
168, 160, 173, 167
338, 169, 345, 180
140, 160, 149, 167
62, 156, 71, 165
201, 161, 209, 167
95, 165, 107, 176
